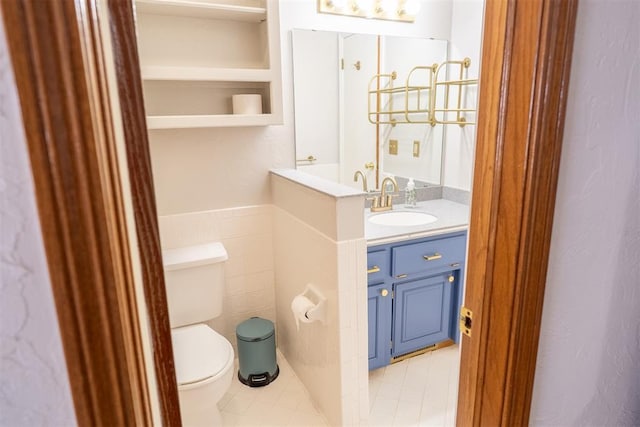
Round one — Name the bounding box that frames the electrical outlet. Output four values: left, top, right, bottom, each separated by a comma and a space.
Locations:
389, 139, 398, 155
413, 140, 420, 157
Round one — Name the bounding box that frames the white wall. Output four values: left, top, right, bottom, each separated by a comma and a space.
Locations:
530, 1, 640, 425
0, 18, 77, 426
149, 125, 292, 215
443, 0, 483, 191
149, 1, 454, 216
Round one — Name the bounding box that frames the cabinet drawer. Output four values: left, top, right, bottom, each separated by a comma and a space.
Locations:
367, 249, 388, 284
392, 235, 466, 278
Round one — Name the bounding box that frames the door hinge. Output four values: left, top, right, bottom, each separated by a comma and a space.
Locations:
341, 58, 344, 70
460, 306, 473, 337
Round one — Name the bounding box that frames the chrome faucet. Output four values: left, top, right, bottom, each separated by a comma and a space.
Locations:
353, 170, 368, 192
370, 176, 399, 212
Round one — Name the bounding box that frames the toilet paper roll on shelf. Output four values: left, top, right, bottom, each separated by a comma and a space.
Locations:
232, 94, 263, 115
291, 284, 326, 331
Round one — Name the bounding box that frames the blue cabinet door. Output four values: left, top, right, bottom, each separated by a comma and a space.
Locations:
368, 282, 392, 370
392, 272, 453, 357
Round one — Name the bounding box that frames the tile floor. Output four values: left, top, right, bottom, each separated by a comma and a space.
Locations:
368, 345, 460, 427
220, 350, 329, 426
219, 345, 459, 427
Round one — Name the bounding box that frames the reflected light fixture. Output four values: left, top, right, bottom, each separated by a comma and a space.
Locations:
318, 0, 420, 23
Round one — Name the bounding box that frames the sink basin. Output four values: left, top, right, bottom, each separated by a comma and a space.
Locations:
369, 211, 438, 227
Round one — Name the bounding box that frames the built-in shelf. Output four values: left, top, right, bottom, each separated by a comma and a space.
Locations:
135, 0, 267, 22
136, 0, 282, 128
146, 114, 276, 129
141, 66, 273, 82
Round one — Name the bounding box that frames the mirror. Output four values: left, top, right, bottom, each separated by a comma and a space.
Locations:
292, 29, 448, 191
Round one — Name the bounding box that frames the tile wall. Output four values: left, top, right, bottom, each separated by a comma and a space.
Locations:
336, 238, 370, 425
159, 172, 372, 426
270, 172, 369, 426
158, 205, 276, 350
272, 207, 344, 424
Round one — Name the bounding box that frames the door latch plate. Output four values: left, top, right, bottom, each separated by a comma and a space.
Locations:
460, 306, 473, 337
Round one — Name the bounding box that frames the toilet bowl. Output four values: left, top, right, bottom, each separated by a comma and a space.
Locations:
172, 324, 234, 426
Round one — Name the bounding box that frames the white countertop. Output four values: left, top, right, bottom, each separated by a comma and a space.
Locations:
365, 199, 470, 245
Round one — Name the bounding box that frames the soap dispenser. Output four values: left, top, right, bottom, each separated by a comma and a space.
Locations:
404, 178, 417, 208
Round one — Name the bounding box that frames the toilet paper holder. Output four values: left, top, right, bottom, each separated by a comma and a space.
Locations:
291, 284, 327, 327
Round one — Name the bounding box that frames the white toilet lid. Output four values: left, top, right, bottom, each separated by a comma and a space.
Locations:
172, 324, 232, 386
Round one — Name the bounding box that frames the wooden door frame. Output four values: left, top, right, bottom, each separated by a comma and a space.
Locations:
2, 0, 578, 425
457, 0, 578, 425
2, 0, 180, 425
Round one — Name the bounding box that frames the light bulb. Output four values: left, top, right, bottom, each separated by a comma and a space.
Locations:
402, 0, 420, 16
329, 0, 348, 11
352, 0, 375, 15
377, 0, 395, 15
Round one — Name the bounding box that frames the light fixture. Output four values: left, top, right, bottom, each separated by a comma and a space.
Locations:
317, 0, 420, 23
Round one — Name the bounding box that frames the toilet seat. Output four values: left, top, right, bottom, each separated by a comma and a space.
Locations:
172, 324, 233, 389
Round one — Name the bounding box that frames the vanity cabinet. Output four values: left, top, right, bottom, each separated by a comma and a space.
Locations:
367, 231, 466, 370
135, 0, 282, 128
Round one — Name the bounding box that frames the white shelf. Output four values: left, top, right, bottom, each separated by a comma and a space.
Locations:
146, 114, 278, 129
135, 0, 267, 22
141, 66, 273, 82
136, 0, 282, 129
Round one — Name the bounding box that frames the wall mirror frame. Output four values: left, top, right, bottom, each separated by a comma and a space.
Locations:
2, 0, 578, 425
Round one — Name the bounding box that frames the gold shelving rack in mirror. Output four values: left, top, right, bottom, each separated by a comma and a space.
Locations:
433, 58, 478, 126
368, 57, 478, 127
367, 71, 400, 126
367, 65, 437, 126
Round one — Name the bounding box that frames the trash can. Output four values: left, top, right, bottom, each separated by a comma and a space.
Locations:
236, 317, 279, 387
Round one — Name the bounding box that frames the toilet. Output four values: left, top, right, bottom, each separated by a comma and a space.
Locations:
162, 242, 234, 427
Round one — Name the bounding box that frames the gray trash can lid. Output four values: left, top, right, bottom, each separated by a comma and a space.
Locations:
236, 317, 274, 342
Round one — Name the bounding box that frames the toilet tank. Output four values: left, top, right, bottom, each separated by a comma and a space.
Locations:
162, 242, 228, 328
